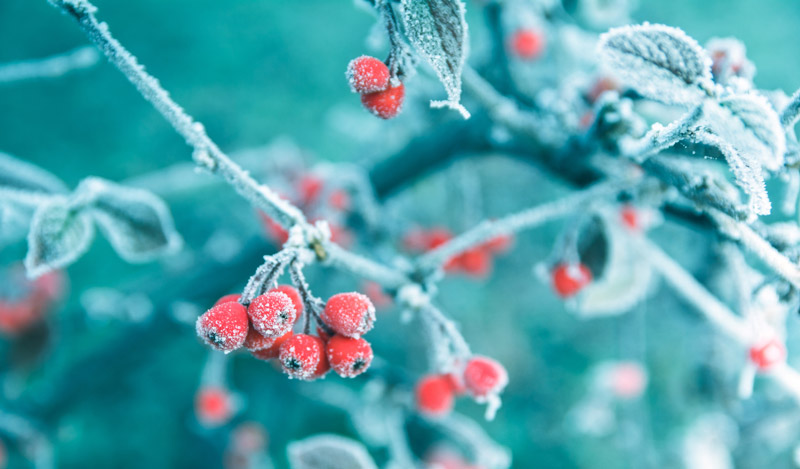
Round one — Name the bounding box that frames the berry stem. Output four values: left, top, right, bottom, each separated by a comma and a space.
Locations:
241, 250, 296, 304
288, 260, 334, 336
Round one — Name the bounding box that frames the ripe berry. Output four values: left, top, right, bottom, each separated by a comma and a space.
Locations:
196, 301, 249, 351
552, 263, 592, 298
620, 205, 640, 231
328, 189, 351, 212
416, 374, 457, 417
297, 175, 324, 206
452, 248, 492, 277
510, 29, 545, 60
258, 211, 289, 245
346, 55, 390, 94
214, 294, 242, 307
322, 292, 375, 338
244, 327, 276, 352
326, 335, 374, 378
250, 331, 293, 360
247, 291, 297, 338
749, 338, 786, 371
195, 386, 233, 427
279, 334, 326, 380
463, 356, 508, 398
483, 234, 513, 254
361, 82, 405, 119
269, 285, 303, 316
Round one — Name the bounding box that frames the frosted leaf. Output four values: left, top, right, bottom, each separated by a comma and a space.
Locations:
694, 130, 770, 216
76, 177, 182, 262
25, 198, 94, 278
287, 434, 377, 469
400, 0, 470, 118
0, 151, 68, 200
598, 23, 712, 105
702, 93, 786, 172
575, 211, 654, 316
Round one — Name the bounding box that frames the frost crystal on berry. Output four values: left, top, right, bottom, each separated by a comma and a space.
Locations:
346, 55, 390, 94
279, 334, 326, 380
247, 291, 297, 338
196, 301, 249, 352
322, 292, 375, 338
326, 335, 373, 378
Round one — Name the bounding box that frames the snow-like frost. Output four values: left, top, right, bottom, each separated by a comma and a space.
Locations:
598, 23, 712, 105
287, 434, 378, 469
400, 0, 470, 118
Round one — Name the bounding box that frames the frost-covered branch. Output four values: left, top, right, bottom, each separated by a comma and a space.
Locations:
0, 45, 99, 84
417, 179, 629, 271
781, 87, 800, 129
618, 105, 703, 161
48, 0, 305, 230
323, 243, 410, 290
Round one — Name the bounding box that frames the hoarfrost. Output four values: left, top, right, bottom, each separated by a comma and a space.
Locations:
25, 198, 95, 278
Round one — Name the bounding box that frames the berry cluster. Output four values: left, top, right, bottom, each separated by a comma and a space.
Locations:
416, 356, 508, 418
197, 288, 376, 381
404, 227, 513, 277
346, 56, 404, 119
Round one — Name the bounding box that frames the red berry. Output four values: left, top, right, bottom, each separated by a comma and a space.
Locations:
453, 248, 492, 277
258, 211, 289, 245
279, 334, 326, 380
195, 386, 233, 426
482, 234, 513, 254
361, 82, 405, 119
269, 285, 303, 316
749, 338, 786, 371
244, 327, 276, 352
620, 205, 640, 231
552, 263, 592, 298
426, 228, 453, 250
250, 331, 293, 360
510, 29, 545, 60
247, 291, 297, 338
326, 335, 374, 378
196, 302, 249, 351
329, 189, 351, 211
297, 175, 324, 206
214, 294, 242, 307
322, 292, 375, 338
346, 55, 390, 94
416, 374, 456, 417
463, 356, 508, 398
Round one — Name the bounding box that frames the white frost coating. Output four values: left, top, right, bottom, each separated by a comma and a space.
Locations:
25, 198, 95, 279
287, 434, 378, 469
75, 177, 183, 262
598, 23, 713, 105
702, 92, 786, 172
400, 0, 470, 118
694, 130, 771, 216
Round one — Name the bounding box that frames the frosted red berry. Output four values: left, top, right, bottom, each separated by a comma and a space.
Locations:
749, 338, 786, 371
196, 301, 249, 351
247, 291, 297, 338
214, 294, 242, 307
416, 374, 457, 417
195, 386, 233, 426
279, 334, 326, 380
250, 331, 293, 360
361, 82, 405, 119
510, 29, 545, 60
269, 285, 303, 316
326, 335, 374, 378
453, 248, 492, 277
463, 356, 508, 398
346, 55, 390, 94
552, 263, 592, 298
322, 292, 376, 338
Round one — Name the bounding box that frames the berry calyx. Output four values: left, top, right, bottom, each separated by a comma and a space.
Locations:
195, 386, 234, 427
326, 335, 374, 378
322, 292, 376, 338
552, 263, 592, 298
196, 301, 249, 351
749, 338, 786, 371
416, 374, 457, 417
247, 291, 297, 338
269, 285, 303, 316
250, 331, 293, 360
346, 55, 390, 94
510, 29, 545, 60
361, 82, 405, 119
463, 356, 508, 398
279, 334, 326, 380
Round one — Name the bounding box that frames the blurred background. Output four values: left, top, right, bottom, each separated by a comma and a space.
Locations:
2, 0, 800, 467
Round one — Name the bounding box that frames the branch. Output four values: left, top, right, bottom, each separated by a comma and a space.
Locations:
0, 45, 99, 84
617, 105, 703, 162
48, 0, 305, 229
781, 87, 800, 128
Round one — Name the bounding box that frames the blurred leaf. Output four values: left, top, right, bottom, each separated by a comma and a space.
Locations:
0, 151, 68, 204
599, 23, 712, 105
76, 177, 182, 263
400, 0, 469, 117
287, 434, 378, 469
25, 198, 94, 278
